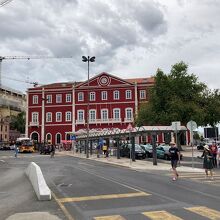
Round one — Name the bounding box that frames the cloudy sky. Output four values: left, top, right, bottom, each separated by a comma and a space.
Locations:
0, 0, 220, 93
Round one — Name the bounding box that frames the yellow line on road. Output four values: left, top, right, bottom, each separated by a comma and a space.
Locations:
94, 215, 126, 220
51, 191, 75, 220
142, 210, 183, 220
185, 206, 220, 219
59, 191, 150, 203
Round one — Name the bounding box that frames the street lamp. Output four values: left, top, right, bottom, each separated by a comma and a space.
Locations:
82, 56, 95, 158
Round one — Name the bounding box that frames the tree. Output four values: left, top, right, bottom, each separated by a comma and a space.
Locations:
10, 112, 25, 134
136, 61, 217, 127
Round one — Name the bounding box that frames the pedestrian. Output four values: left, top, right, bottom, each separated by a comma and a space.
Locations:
209, 141, 218, 168
50, 144, 55, 158
14, 144, 18, 158
218, 145, 220, 168
169, 141, 180, 181
201, 145, 214, 180
102, 144, 107, 157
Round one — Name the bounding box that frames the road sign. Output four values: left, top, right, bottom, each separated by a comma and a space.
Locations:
187, 120, 197, 131
171, 121, 181, 131
70, 135, 76, 141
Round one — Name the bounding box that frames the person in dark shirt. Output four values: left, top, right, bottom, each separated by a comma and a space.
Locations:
169, 141, 180, 181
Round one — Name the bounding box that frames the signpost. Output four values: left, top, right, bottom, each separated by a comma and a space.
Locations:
126, 123, 134, 165
187, 120, 197, 168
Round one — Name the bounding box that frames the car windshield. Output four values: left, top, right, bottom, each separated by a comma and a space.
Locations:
135, 145, 142, 151
162, 145, 170, 151
141, 145, 152, 150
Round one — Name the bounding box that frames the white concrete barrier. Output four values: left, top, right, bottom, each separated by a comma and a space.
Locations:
25, 162, 51, 201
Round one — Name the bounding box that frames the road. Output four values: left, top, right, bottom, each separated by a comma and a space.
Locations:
0, 150, 220, 220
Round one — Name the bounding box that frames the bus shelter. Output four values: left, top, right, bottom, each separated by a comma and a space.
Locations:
76, 126, 187, 165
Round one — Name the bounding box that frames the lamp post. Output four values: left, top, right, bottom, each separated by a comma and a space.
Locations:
82, 56, 95, 158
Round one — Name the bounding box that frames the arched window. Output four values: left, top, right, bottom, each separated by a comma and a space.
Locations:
46, 133, 52, 143
56, 133, 61, 144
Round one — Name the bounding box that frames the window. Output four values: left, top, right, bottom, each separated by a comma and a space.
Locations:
89, 110, 96, 122
113, 108, 120, 120
46, 95, 52, 103
101, 91, 107, 100
126, 90, 132, 99
66, 94, 71, 102
125, 108, 133, 120
66, 112, 72, 121
46, 112, 52, 122
5, 126, 7, 132
101, 109, 108, 121
140, 90, 146, 99
77, 110, 84, 121
90, 92, 95, 101
56, 112, 62, 122
78, 92, 84, 101
114, 90, 120, 100
33, 95, 38, 104
32, 112, 39, 123
56, 94, 62, 103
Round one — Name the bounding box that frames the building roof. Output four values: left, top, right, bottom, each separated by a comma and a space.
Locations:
0, 85, 24, 96
125, 77, 155, 84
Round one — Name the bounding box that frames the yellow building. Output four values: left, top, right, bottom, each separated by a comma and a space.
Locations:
0, 86, 26, 142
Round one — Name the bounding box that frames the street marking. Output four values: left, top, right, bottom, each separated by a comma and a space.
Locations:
94, 215, 125, 220
185, 206, 220, 219
51, 191, 75, 220
142, 210, 183, 219
59, 192, 150, 203
0, 160, 5, 162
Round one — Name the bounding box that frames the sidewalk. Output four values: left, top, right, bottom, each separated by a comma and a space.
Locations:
57, 151, 204, 173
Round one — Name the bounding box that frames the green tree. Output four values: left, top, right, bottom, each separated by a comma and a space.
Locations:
136, 61, 213, 126
10, 112, 25, 133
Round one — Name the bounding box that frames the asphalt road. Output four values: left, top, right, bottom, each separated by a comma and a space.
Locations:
0, 150, 220, 220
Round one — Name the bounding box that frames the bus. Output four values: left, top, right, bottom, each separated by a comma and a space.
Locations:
16, 137, 35, 153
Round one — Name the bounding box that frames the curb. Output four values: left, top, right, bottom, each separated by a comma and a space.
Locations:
25, 162, 51, 201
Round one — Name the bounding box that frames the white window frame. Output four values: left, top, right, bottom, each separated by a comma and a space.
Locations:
56, 94, 62, 103
113, 108, 120, 120
46, 95, 52, 103
89, 109, 96, 122
32, 112, 39, 123
101, 91, 107, 100
114, 90, 120, 100
101, 109, 108, 121
90, 92, 96, 101
33, 95, 38, 104
140, 90, 146, 99
46, 112, 52, 122
77, 110, 84, 121
66, 94, 71, 103
56, 112, 62, 122
126, 90, 132, 99
65, 111, 72, 122
125, 108, 133, 120
78, 92, 84, 101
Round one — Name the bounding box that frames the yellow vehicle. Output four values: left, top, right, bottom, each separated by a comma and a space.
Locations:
16, 137, 35, 153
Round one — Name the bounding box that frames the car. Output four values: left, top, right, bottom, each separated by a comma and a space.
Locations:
157, 145, 183, 160
140, 144, 153, 158
120, 143, 146, 159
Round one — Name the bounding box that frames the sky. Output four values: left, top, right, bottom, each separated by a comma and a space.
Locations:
0, 0, 220, 94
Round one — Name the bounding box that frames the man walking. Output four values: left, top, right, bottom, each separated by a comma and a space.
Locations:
169, 141, 180, 181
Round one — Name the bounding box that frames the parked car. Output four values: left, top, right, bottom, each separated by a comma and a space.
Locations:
140, 144, 153, 158
120, 143, 146, 159
157, 144, 183, 160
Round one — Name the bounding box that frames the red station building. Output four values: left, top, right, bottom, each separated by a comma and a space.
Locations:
26, 72, 189, 145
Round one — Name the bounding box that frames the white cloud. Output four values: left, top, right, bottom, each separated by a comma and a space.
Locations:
0, 0, 220, 92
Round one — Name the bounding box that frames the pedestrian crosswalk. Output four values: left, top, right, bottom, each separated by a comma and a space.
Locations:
93, 206, 220, 219
177, 172, 220, 185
